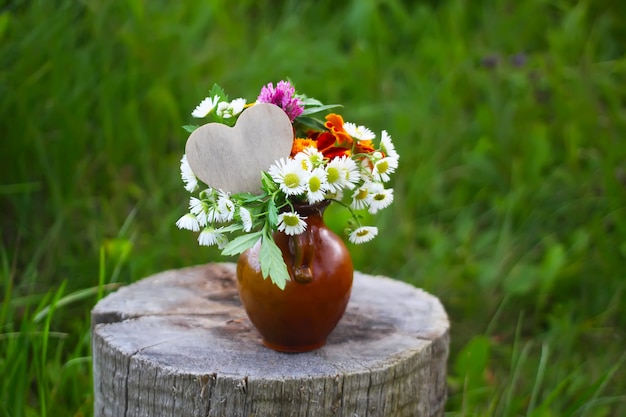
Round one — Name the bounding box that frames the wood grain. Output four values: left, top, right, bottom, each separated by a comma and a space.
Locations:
92, 263, 449, 417
185, 103, 293, 194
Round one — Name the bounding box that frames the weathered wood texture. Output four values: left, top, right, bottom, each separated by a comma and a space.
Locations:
185, 103, 293, 194
92, 263, 449, 417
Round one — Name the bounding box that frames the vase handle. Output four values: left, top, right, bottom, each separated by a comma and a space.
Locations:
290, 230, 315, 283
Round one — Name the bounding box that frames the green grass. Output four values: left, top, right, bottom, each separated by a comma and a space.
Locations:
1, 0, 625, 415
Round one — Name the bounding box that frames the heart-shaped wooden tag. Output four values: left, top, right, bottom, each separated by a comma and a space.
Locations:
185, 103, 294, 194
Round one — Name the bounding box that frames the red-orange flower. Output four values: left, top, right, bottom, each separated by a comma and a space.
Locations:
309, 130, 351, 159
324, 114, 354, 149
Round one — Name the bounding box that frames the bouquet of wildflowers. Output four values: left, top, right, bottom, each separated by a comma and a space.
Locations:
177, 80, 399, 289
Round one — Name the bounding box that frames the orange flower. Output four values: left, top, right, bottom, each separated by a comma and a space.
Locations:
355, 140, 375, 155
290, 138, 318, 157
324, 114, 354, 149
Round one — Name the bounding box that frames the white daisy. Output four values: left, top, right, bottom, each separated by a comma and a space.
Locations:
349, 226, 378, 244
325, 156, 360, 192
305, 167, 328, 204
198, 227, 228, 248
216, 98, 247, 119
344, 122, 376, 141
380, 130, 399, 159
175, 213, 200, 232
277, 211, 307, 235
188, 197, 210, 226
205, 204, 221, 224
368, 184, 394, 214
341, 157, 361, 188
216, 193, 235, 222
198, 187, 215, 200
294, 146, 325, 171
268, 158, 308, 196
239, 207, 253, 232
180, 154, 198, 192
191, 95, 220, 118
324, 188, 344, 201
189, 197, 205, 216
350, 182, 374, 210
372, 156, 399, 182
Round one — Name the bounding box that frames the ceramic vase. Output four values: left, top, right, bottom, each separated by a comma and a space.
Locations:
236, 201, 353, 352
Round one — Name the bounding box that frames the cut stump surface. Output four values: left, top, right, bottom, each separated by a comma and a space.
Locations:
92, 263, 449, 417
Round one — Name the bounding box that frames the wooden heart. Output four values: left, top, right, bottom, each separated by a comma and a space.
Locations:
185, 103, 294, 194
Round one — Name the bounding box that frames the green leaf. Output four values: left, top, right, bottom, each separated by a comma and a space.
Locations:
259, 233, 290, 290
182, 124, 199, 133
217, 223, 245, 233
267, 198, 278, 228
300, 103, 343, 116
221, 231, 262, 256
294, 116, 326, 131
453, 335, 491, 392
297, 95, 323, 107
261, 171, 278, 194
209, 83, 228, 101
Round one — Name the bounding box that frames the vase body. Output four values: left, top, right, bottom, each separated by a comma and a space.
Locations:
236, 201, 353, 352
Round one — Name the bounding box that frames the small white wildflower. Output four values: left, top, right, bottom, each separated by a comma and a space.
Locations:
325, 156, 360, 192
205, 205, 221, 224
372, 156, 399, 182
294, 146, 325, 171
191, 95, 220, 118
189, 197, 205, 216
349, 226, 378, 244
342, 157, 361, 188
216, 98, 247, 119
180, 154, 198, 192
239, 207, 253, 232
277, 211, 307, 235
325, 188, 344, 201
305, 167, 328, 204
268, 157, 308, 196
380, 130, 399, 159
216, 192, 235, 222
175, 213, 200, 232
368, 184, 394, 214
198, 227, 228, 248
350, 182, 374, 210
344, 122, 376, 141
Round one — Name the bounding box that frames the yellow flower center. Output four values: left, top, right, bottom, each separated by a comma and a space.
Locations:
309, 176, 321, 192
373, 193, 385, 201
357, 229, 369, 237
283, 214, 300, 226
355, 188, 369, 200
284, 173, 301, 188
376, 160, 389, 174
327, 167, 340, 183
310, 154, 323, 165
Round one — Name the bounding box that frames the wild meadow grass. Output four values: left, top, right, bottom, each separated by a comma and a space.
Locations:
1, 0, 625, 415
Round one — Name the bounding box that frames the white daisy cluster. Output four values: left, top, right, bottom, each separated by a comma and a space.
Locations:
175, 186, 253, 248
265, 136, 398, 244
178, 126, 399, 247
191, 94, 247, 120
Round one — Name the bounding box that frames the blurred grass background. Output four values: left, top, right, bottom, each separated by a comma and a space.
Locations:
1, 0, 626, 415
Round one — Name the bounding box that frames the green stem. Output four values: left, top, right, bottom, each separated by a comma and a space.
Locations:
329, 198, 364, 227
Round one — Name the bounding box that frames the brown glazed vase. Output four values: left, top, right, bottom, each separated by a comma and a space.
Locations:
236, 201, 354, 352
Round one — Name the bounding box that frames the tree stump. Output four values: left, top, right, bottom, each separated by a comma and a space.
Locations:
92, 263, 449, 417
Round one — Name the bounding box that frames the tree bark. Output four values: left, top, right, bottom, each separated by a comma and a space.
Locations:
92, 263, 449, 417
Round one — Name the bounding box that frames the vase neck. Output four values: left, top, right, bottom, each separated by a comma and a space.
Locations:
285, 200, 330, 283
290, 200, 330, 219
